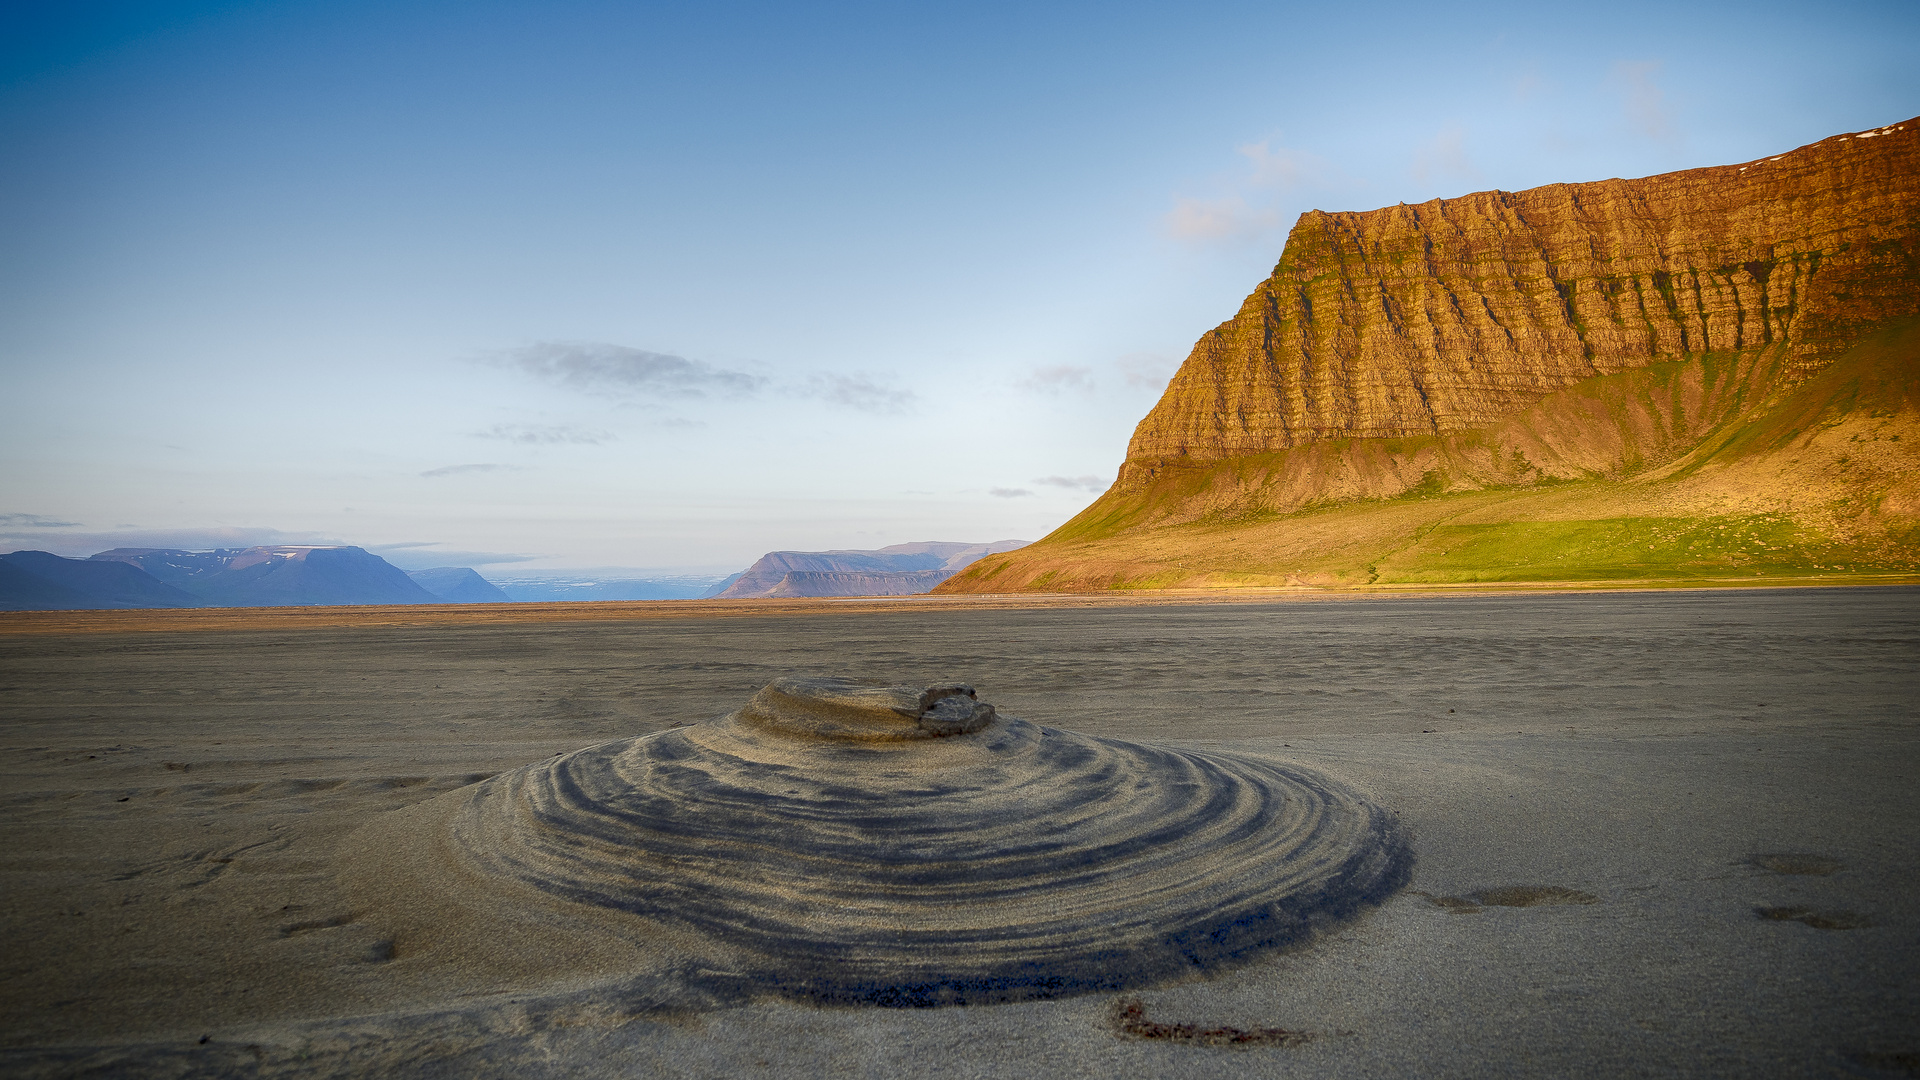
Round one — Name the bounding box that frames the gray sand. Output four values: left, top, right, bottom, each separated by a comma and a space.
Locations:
1, 587, 1916, 1077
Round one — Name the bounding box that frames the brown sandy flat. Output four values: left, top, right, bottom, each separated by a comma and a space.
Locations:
4, 573, 1915, 636
1, 587, 1915, 1077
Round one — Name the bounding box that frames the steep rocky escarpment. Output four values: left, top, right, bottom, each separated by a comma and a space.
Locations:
1125, 119, 1919, 480
1060, 347, 1794, 539
941, 119, 1920, 593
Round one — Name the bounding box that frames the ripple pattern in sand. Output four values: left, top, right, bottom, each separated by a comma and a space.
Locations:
448, 705, 1408, 1005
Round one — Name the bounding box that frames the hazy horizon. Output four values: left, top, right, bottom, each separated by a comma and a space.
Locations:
0, 531, 1034, 582
4, 0, 1915, 574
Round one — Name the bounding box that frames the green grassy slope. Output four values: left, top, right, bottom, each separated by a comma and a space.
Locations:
939, 319, 1920, 593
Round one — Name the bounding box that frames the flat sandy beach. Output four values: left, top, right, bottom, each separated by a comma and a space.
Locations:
2, 586, 1915, 1077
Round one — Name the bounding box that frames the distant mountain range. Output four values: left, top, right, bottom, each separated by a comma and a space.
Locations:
0, 546, 457, 611
94, 546, 440, 607
0, 550, 201, 610
1, 538, 1034, 611
716, 541, 1029, 598
405, 566, 511, 603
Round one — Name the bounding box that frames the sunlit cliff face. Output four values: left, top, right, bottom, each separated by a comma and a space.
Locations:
1128, 121, 1920, 467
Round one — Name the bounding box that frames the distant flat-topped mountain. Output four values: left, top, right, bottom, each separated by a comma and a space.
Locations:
718, 541, 1029, 598
942, 118, 1920, 592
406, 566, 512, 603
0, 551, 201, 610
89, 546, 441, 607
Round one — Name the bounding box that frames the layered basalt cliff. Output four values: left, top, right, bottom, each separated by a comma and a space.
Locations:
939, 119, 1920, 592
1126, 119, 1920, 480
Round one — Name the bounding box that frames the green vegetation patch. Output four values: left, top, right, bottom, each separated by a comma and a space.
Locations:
1375, 514, 1848, 583
1108, 569, 1192, 590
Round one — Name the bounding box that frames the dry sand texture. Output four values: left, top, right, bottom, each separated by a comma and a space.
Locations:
1, 587, 1916, 1077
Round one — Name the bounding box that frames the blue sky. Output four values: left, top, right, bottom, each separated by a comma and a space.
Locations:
2, 0, 1915, 573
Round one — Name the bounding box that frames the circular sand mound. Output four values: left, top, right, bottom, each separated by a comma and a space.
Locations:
447, 677, 1409, 1006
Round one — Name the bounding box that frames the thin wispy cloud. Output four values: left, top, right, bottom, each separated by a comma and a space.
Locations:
1612, 60, 1676, 142
1020, 364, 1096, 393
0, 524, 339, 558
0, 512, 81, 528
367, 543, 541, 569
1166, 137, 1331, 244
496, 341, 767, 398
1115, 352, 1176, 390
803, 373, 915, 410
989, 487, 1034, 498
1237, 139, 1320, 188
1034, 475, 1109, 493
421, 463, 519, 478
1512, 65, 1548, 102
1412, 124, 1480, 185
474, 423, 612, 445
490, 340, 914, 413
1166, 195, 1279, 242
